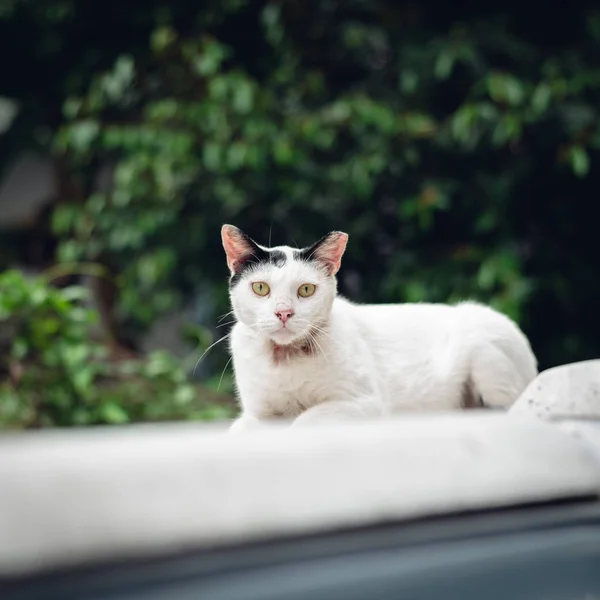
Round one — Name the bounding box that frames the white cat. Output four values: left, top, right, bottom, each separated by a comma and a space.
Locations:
221, 224, 537, 432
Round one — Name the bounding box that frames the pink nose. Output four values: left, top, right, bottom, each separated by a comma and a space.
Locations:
275, 308, 294, 324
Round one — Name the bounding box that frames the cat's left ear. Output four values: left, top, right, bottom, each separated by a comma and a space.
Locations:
310, 231, 348, 276
221, 224, 260, 275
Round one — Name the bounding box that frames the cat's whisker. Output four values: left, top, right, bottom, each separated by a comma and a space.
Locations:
308, 331, 328, 362
311, 326, 330, 348
287, 318, 330, 361
217, 310, 235, 323
192, 333, 231, 377
216, 320, 237, 329
307, 323, 332, 338
296, 320, 333, 343
218, 355, 234, 391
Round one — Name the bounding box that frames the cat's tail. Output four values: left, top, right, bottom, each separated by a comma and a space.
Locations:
460, 303, 538, 409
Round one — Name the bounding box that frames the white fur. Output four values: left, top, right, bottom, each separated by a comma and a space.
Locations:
226, 244, 538, 432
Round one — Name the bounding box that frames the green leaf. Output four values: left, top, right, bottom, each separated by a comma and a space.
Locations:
451, 104, 477, 145
67, 119, 100, 152
61, 343, 90, 368
569, 145, 590, 177
208, 75, 229, 101
232, 79, 254, 114
477, 260, 497, 290
99, 401, 130, 424
60, 286, 90, 303
492, 114, 522, 146
435, 51, 455, 80
226, 141, 248, 170
487, 73, 525, 106
63, 97, 82, 120
72, 367, 96, 395
400, 70, 418, 94
192, 42, 227, 76
531, 83, 552, 115
151, 26, 177, 53
401, 113, 438, 138
175, 385, 196, 406
202, 142, 222, 171
273, 136, 293, 165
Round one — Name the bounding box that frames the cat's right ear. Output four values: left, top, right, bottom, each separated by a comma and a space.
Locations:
221, 224, 259, 275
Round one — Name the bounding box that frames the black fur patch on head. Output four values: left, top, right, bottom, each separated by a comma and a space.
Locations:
269, 250, 287, 267
230, 248, 287, 287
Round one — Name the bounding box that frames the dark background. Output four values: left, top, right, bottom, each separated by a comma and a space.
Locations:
1, 0, 599, 426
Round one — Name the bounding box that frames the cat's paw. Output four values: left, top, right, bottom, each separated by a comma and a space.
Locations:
228, 413, 265, 434
291, 407, 358, 427
292, 399, 384, 427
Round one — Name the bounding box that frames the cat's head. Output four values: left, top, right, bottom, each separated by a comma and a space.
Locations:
221, 225, 348, 346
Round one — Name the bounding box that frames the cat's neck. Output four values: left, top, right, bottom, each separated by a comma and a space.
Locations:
234, 318, 331, 365
240, 324, 328, 365
270, 338, 315, 365
272, 323, 330, 364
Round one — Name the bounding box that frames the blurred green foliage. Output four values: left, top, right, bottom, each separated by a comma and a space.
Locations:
2, 0, 600, 427
0, 270, 234, 428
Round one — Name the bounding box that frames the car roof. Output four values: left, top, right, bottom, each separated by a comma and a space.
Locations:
1, 412, 599, 578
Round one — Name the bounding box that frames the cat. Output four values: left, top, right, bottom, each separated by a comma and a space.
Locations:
221, 224, 538, 432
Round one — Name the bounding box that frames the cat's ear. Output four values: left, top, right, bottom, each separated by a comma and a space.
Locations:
310, 231, 348, 276
221, 224, 259, 274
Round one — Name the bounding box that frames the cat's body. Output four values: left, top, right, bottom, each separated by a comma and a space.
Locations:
221, 226, 537, 431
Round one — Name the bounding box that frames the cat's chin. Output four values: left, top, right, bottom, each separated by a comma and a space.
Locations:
268, 328, 302, 346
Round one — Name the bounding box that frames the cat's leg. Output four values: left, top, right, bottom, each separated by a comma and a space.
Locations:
229, 412, 267, 433
457, 303, 537, 409
292, 399, 384, 427
470, 341, 537, 409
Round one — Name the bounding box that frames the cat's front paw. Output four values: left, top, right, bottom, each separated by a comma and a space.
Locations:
228, 413, 265, 434
291, 399, 384, 427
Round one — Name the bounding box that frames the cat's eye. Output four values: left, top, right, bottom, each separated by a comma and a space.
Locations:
252, 282, 270, 296
298, 283, 316, 298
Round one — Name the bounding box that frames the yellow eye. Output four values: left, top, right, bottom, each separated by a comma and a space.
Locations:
298, 283, 316, 298
252, 282, 270, 296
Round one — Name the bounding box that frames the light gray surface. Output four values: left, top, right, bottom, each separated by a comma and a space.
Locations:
0, 413, 599, 577
510, 360, 600, 419
555, 420, 600, 464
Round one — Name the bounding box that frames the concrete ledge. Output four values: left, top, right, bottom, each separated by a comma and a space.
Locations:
0, 413, 599, 577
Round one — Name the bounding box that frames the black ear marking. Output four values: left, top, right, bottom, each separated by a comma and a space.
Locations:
222, 225, 289, 287
293, 235, 328, 263
293, 231, 348, 275
222, 224, 262, 279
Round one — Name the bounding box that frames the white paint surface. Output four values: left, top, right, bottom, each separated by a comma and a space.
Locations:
0, 413, 599, 576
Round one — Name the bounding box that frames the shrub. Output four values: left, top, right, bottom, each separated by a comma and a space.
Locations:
0, 270, 235, 428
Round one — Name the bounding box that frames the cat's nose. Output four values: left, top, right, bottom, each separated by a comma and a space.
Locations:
275, 308, 294, 324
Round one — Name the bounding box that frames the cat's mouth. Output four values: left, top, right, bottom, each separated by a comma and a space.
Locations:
269, 325, 302, 345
